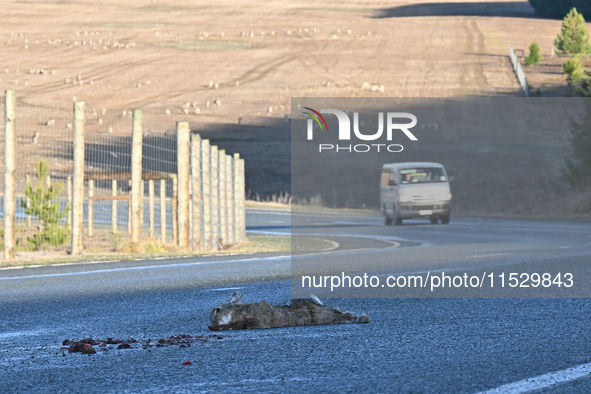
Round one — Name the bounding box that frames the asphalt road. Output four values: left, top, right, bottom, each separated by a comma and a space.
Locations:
1, 209, 591, 393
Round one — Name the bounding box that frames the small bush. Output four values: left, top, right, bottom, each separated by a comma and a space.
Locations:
19, 160, 70, 250
525, 42, 542, 65
562, 100, 591, 189
564, 55, 586, 82
554, 8, 591, 55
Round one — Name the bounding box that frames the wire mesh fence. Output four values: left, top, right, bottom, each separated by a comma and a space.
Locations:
1, 91, 245, 259
510, 45, 530, 98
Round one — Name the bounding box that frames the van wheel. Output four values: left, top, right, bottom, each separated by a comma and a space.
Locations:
430, 218, 439, 224
383, 207, 393, 226
392, 205, 402, 225
441, 215, 450, 224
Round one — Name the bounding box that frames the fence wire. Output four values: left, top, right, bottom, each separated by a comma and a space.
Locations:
1, 94, 245, 257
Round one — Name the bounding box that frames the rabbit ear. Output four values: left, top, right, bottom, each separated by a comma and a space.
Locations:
228, 292, 243, 304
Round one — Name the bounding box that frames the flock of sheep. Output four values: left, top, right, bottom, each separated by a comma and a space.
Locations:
8, 25, 387, 137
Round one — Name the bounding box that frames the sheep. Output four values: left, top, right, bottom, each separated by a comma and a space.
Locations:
267, 106, 273, 113
209, 293, 370, 331
214, 100, 221, 106
32, 132, 39, 144
165, 109, 171, 115
45, 119, 55, 126
182, 108, 189, 115
194, 108, 200, 114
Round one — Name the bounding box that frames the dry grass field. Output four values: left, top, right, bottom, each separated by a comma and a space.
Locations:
1, 0, 568, 119
1, 0, 588, 215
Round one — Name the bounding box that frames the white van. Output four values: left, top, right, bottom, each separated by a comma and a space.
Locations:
380, 162, 452, 225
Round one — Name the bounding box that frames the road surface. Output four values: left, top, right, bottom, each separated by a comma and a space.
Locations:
1, 209, 591, 393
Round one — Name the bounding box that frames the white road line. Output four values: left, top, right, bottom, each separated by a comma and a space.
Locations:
319, 239, 340, 252
478, 363, 591, 394
466, 253, 509, 259
0, 255, 292, 281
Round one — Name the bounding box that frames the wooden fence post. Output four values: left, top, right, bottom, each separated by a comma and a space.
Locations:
3, 90, 16, 260
210, 145, 219, 250
226, 154, 234, 245
88, 179, 94, 238
176, 121, 190, 249
172, 176, 178, 246
130, 109, 143, 243
71, 101, 85, 255
239, 158, 245, 241
140, 181, 144, 235
112, 179, 117, 234
67, 176, 72, 231
219, 150, 227, 247
190, 133, 202, 251
149, 179, 154, 238
128, 180, 132, 236
160, 179, 166, 243
201, 139, 211, 250
233, 153, 240, 244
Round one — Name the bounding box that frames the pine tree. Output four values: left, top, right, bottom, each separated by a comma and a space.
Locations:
555, 8, 591, 55
19, 160, 70, 250
525, 42, 541, 65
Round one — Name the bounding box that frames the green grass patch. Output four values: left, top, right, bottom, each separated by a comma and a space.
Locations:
0, 235, 333, 269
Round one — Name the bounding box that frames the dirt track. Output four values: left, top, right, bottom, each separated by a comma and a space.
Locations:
2, 0, 568, 124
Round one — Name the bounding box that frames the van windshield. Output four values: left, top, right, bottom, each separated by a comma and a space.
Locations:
398, 167, 447, 184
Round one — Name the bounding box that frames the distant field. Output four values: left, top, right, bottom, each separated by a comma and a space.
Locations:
0, 0, 586, 215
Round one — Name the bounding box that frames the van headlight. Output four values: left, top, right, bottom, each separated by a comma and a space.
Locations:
437, 192, 452, 201
399, 194, 412, 202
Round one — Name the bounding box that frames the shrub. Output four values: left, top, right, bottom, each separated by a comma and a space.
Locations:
525, 42, 542, 65
564, 55, 586, 82
554, 8, 591, 55
529, 1, 591, 20
19, 160, 70, 250
562, 100, 591, 189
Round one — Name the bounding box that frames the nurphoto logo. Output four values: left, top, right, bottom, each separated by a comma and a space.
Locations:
302, 108, 418, 153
